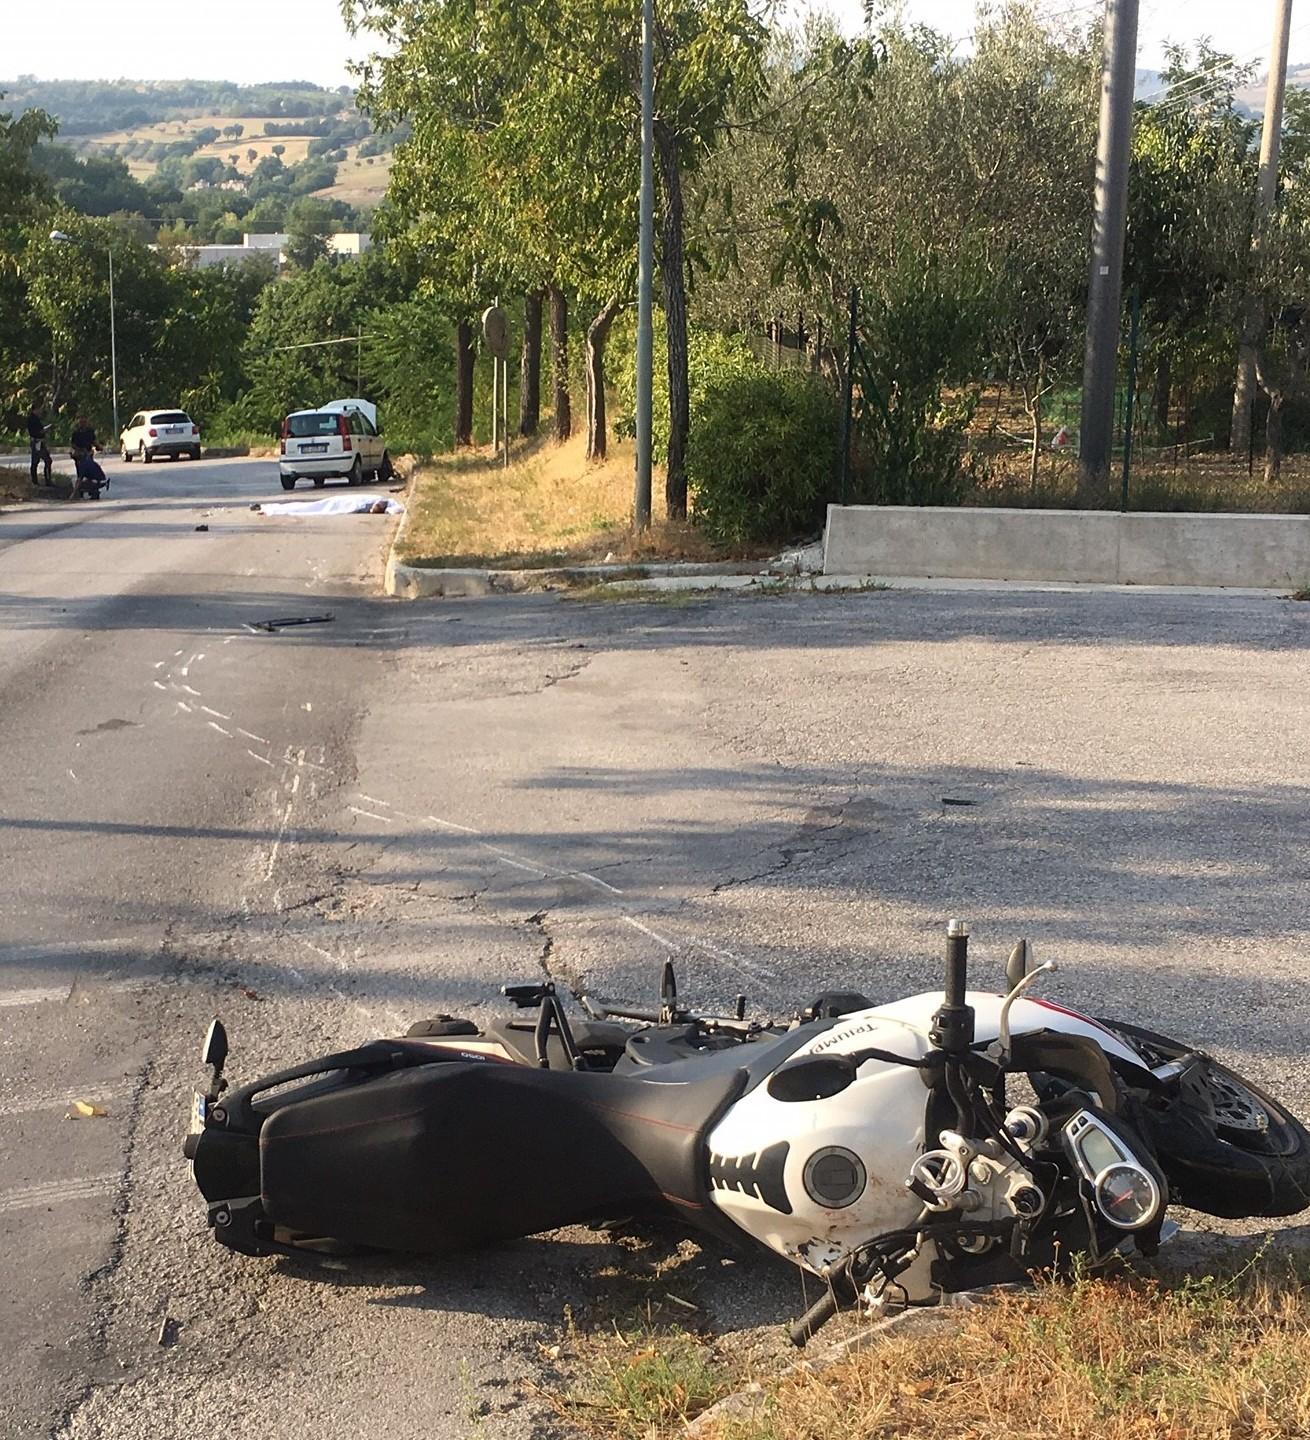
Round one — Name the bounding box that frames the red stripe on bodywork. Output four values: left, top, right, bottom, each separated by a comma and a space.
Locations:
1027, 997, 1120, 1042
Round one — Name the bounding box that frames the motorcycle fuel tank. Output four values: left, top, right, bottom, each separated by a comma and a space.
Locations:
705, 1009, 932, 1275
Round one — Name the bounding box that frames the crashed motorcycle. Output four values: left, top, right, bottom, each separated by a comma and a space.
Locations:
185, 921, 1310, 1344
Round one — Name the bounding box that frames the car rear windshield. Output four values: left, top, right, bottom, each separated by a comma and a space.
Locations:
287, 413, 340, 438
151, 412, 191, 424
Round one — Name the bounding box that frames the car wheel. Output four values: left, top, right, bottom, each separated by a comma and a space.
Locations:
347, 456, 363, 486
121, 447, 132, 463
190, 447, 201, 460
140, 443, 152, 464
313, 478, 326, 488
377, 450, 395, 483
281, 476, 296, 491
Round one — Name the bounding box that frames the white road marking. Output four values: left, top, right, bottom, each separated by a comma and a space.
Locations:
200, 706, 231, 721
236, 728, 269, 745
622, 916, 678, 950
0, 1173, 119, 1215
573, 871, 624, 895
425, 814, 480, 835
179, 684, 200, 697
247, 749, 274, 767
348, 806, 393, 823
177, 701, 193, 713
152, 681, 167, 691
67, 769, 78, 782
207, 722, 232, 737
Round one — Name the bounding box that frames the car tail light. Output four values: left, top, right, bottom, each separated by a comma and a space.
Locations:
148, 428, 158, 437
191, 425, 199, 436
279, 439, 286, 455
280, 417, 290, 438
337, 414, 352, 451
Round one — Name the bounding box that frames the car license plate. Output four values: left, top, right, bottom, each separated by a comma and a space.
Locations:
301, 442, 329, 454
190, 1091, 207, 1134
164, 425, 183, 435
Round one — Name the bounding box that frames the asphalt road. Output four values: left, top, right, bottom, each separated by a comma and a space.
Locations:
3, 455, 1309, 1438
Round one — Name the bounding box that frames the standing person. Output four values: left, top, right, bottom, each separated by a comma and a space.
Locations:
69, 415, 98, 495
26, 403, 52, 486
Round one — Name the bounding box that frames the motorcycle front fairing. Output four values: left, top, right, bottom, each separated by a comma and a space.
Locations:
706, 991, 1162, 1288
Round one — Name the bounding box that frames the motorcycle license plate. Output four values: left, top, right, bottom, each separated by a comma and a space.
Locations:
301, 442, 329, 454
189, 1091, 207, 1134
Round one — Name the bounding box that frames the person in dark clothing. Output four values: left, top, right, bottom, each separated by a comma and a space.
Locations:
69, 416, 98, 487
27, 405, 52, 486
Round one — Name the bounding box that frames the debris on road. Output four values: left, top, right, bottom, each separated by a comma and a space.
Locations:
243, 613, 335, 634
70, 1100, 109, 1118
194, 524, 208, 532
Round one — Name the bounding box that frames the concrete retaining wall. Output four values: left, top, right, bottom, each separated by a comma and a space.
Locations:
823, 504, 1310, 588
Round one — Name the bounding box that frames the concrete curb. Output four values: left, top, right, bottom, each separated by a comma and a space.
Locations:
385, 552, 754, 598
684, 1301, 972, 1436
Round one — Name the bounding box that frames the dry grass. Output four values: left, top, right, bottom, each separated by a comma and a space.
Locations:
396, 431, 768, 569
0, 464, 72, 504
699, 1260, 1310, 1440
312, 150, 393, 204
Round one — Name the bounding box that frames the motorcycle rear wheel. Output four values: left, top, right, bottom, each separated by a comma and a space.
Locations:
1103, 1018, 1310, 1219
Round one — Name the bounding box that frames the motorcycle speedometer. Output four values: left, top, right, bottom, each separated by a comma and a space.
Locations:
1093, 1163, 1161, 1230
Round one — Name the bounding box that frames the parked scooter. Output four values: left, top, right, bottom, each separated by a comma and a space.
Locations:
185, 922, 1310, 1344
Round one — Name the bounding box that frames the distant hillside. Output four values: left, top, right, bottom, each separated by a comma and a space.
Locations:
0, 77, 396, 206
0, 77, 355, 132
1234, 63, 1310, 116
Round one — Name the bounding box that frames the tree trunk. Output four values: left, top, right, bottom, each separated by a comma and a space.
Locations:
1152, 352, 1171, 435
1265, 392, 1284, 483
1028, 379, 1042, 495
549, 284, 571, 442
655, 120, 689, 520
454, 317, 475, 447
585, 298, 621, 463
519, 289, 543, 437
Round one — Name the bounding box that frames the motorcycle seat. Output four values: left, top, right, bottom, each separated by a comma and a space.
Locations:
258, 1060, 749, 1252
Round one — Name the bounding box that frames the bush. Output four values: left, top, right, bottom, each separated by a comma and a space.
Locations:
688, 367, 839, 544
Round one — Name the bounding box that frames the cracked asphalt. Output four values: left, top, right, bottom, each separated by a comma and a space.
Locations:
4, 454, 1310, 1437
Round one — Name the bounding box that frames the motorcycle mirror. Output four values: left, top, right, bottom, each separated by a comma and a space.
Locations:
202, 1018, 228, 1074
767, 1054, 857, 1103
1005, 939, 1034, 993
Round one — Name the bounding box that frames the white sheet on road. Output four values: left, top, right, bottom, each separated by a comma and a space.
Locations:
255, 496, 404, 517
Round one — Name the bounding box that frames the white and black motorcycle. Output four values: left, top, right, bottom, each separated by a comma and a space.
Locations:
186, 921, 1310, 1344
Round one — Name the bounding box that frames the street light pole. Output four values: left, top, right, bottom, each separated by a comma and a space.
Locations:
634, 0, 655, 532
107, 244, 119, 441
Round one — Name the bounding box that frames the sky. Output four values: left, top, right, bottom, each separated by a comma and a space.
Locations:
4, 0, 1299, 89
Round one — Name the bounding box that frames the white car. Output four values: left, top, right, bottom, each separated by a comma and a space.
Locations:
278, 398, 393, 490
120, 409, 201, 462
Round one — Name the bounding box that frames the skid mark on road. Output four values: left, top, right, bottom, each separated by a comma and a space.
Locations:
0, 1173, 119, 1215
0, 1083, 128, 1119
144, 641, 779, 994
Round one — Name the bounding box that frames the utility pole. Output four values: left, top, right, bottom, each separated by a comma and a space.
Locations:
1077, 0, 1139, 507
1230, 0, 1294, 457
633, 0, 655, 531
